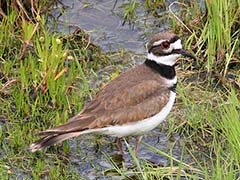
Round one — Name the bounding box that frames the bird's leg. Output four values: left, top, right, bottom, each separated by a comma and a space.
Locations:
134, 136, 143, 155
115, 137, 123, 154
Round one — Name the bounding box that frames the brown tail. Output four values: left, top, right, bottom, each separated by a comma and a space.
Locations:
29, 115, 98, 152
29, 131, 83, 152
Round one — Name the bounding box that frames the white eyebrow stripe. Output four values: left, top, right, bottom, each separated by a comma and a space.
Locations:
153, 39, 182, 49
152, 39, 167, 46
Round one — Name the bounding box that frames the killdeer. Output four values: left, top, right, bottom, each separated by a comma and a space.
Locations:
30, 32, 195, 154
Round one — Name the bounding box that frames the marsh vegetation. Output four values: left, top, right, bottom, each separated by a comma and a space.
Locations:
0, 0, 239, 179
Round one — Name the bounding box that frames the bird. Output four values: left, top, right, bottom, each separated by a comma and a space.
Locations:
29, 32, 195, 154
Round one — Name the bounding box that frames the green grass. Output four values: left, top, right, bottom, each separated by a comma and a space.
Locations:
172, 0, 240, 74
0, 0, 240, 179
0, 7, 108, 179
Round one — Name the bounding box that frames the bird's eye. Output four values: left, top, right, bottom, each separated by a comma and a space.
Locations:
161, 41, 170, 49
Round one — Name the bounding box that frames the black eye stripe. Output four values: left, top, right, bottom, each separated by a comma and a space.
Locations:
148, 45, 159, 53
169, 36, 180, 43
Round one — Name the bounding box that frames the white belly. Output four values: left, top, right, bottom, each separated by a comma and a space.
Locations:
101, 91, 176, 137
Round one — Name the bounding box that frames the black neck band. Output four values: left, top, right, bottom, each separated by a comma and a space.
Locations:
144, 59, 176, 79
168, 83, 177, 93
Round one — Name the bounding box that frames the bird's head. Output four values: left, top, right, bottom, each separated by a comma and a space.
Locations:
147, 32, 195, 66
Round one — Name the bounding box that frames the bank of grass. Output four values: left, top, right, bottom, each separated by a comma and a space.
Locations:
172, 0, 240, 74
0, 5, 109, 179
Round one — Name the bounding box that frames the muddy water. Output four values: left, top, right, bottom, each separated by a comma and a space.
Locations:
51, 0, 192, 179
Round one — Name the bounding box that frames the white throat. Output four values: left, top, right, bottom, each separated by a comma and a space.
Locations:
147, 53, 180, 66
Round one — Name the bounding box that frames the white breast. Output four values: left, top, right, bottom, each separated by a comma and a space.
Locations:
101, 91, 176, 137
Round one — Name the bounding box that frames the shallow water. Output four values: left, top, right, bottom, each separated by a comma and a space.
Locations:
51, 0, 175, 54
49, 0, 193, 179
67, 127, 191, 179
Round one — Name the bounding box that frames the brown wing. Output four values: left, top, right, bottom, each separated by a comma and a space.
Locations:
88, 83, 169, 128
30, 64, 171, 151
85, 81, 170, 128
38, 64, 170, 134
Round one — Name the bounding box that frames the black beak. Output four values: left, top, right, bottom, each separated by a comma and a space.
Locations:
173, 49, 196, 60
